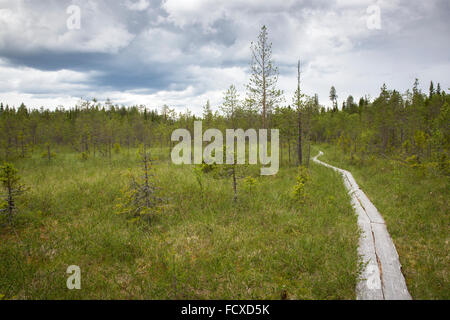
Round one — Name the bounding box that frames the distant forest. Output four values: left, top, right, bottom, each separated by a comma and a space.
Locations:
0, 78, 448, 174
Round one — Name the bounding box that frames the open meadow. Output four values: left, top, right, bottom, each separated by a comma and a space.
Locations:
1, 147, 361, 299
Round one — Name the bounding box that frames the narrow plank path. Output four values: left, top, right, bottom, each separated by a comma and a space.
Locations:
313, 151, 412, 300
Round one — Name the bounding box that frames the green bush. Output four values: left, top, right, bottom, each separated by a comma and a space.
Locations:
291, 166, 310, 203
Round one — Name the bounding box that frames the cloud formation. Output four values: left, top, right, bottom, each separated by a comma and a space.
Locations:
0, 0, 449, 113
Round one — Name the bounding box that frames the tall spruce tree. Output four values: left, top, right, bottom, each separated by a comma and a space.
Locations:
429, 81, 435, 99
330, 86, 338, 112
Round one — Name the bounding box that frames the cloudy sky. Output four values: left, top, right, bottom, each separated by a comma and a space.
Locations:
0, 0, 449, 114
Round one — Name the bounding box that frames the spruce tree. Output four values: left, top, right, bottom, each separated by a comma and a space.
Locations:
429, 81, 435, 99
221, 85, 240, 203
329, 86, 338, 112
0, 163, 25, 224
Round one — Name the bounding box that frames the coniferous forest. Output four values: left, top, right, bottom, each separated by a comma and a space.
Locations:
1, 77, 448, 171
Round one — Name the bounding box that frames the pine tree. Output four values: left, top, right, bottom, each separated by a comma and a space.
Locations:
293, 60, 304, 166
429, 81, 435, 99
413, 78, 420, 96
346, 95, 358, 114
222, 85, 240, 203
117, 146, 162, 222
329, 86, 338, 112
202, 100, 213, 127
247, 25, 282, 129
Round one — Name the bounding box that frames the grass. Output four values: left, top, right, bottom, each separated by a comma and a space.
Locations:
314, 144, 449, 300
0, 147, 360, 299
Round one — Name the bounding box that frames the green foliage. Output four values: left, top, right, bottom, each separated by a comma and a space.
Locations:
405, 154, 419, 165
41, 151, 56, 159
116, 150, 162, 222
402, 140, 411, 154
439, 156, 450, 175
242, 176, 257, 193
291, 166, 310, 203
0, 148, 360, 299
200, 161, 217, 174
413, 130, 428, 156
0, 163, 25, 224
337, 134, 351, 153
193, 165, 204, 194
405, 154, 427, 176
113, 143, 121, 154
81, 152, 89, 161
308, 80, 449, 176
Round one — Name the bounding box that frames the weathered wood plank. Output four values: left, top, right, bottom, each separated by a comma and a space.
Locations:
372, 223, 412, 300
313, 151, 412, 300
354, 190, 385, 224
356, 220, 384, 300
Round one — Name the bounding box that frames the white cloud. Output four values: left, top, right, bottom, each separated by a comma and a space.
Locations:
0, 59, 93, 94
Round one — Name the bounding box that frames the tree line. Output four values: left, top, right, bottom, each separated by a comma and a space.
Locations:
0, 25, 448, 173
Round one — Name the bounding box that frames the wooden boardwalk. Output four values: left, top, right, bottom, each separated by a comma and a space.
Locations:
313, 151, 412, 300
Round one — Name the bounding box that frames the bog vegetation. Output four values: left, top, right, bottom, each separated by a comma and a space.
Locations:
0, 26, 448, 299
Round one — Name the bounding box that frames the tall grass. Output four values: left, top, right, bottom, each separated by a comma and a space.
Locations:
0, 148, 360, 299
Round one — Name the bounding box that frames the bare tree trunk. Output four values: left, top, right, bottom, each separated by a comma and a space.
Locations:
298, 111, 303, 166
7, 177, 13, 224
288, 139, 291, 164
21, 139, 25, 158
307, 141, 311, 168
108, 141, 112, 163
262, 46, 266, 130
297, 61, 303, 166
168, 140, 172, 165
232, 166, 237, 204
280, 141, 283, 166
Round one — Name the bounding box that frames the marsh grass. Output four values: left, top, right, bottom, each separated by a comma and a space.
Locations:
316, 144, 449, 299
0, 148, 360, 299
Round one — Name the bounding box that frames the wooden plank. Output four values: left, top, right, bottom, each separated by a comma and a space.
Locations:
353, 196, 384, 300
354, 189, 385, 224
372, 223, 412, 300
356, 219, 384, 300
313, 151, 412, 300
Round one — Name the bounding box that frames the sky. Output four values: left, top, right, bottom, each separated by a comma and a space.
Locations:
0, 0, 449, 115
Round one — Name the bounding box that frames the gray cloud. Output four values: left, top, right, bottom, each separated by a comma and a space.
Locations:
0, 0, 449, 112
